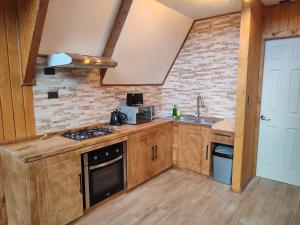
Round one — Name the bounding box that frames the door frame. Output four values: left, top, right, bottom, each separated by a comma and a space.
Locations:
253, 34, 300, 177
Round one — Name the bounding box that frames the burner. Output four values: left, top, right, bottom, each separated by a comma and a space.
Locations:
62, 126, 114, 141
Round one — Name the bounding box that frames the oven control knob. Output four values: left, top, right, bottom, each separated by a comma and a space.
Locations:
93, 156, 98, 160
106, 152, 109, 156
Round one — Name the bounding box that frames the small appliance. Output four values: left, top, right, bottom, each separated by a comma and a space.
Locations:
110, 109, 127, 125
126, 93, 143, 106
120, 105, 154, 125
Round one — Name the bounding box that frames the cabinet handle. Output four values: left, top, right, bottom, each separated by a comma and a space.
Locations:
154, 145, 158, 160
206, 145, 208, 160
79, 174, 83, 194
151, 146, 155, 161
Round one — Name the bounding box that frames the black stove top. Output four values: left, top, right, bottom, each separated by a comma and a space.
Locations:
62, 126, 114, 141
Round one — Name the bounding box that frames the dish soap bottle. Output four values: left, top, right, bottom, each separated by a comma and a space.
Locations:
172, 105, 177, 118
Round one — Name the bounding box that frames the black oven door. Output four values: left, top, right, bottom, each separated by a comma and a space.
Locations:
87, 155, 124, 207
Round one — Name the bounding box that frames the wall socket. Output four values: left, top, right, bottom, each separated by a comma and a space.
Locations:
48, 91, 59, 99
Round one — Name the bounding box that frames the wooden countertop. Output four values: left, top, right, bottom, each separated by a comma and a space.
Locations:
0, 119, 172, 163
211, 119, 235, 133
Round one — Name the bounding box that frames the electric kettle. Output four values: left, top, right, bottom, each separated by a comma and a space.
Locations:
110, 109, 127, 125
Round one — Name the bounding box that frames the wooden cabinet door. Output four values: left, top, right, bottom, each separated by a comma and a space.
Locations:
177, 124, 210, 175
200, 128, 212, 176
173, 123, 180, 166
127, 130, 152, 190
0, 157, 7, 225
27, 151, 83, 225
151, 123, 173, 176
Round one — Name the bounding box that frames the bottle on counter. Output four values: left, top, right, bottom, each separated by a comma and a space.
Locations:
172, 105, 177, 118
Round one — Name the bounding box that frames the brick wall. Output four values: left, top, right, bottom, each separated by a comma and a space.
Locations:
161, 13, 241, 119
33, 13, 240, 134
34, 60, 162, 133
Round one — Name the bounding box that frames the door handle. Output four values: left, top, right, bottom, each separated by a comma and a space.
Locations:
260, 115, 270, 121
206, 145, 208, 160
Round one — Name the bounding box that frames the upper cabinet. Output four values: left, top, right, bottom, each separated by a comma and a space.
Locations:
102, 0, 193, 85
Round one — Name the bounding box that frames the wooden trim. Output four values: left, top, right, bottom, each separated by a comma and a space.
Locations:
193, 11, 241, 22
100, 0, 133, 82
16, 0, 49, 85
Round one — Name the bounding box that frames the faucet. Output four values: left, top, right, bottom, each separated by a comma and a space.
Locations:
197, 96, 205, 118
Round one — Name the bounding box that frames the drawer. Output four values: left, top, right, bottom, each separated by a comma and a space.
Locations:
211, 131, 234, 146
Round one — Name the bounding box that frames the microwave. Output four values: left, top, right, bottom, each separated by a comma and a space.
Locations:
120, 105, 154, 125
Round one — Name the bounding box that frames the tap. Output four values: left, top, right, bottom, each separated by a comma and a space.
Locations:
197, 96, 205, 118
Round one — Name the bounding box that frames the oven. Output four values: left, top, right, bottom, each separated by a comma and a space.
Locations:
82, 142, 127, 209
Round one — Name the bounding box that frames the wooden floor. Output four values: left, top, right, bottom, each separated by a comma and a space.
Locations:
72, 169, 300, 225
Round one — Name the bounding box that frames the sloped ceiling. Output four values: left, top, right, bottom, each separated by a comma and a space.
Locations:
157, 0, 241, 20
39, 0, 121, 56
103, 0, 193, 85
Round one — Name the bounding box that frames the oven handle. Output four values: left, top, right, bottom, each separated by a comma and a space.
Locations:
89, 155, 123, 170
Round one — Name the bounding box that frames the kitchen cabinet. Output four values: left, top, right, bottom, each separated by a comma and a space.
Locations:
127, 130, 153, 190
1, 150, 83, 225
151, 123, 173, 176
127, 123, 173, 190
173, 123, 211, 176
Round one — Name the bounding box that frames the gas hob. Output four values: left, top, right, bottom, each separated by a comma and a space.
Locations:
62, 126, 114, 141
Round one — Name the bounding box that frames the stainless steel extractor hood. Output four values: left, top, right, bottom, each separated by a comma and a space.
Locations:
47, 53, 118, 69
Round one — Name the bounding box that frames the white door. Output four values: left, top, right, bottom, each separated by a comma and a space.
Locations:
257, 37, 300, 186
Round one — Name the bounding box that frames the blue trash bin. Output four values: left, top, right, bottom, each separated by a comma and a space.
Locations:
213, 145, 234, 185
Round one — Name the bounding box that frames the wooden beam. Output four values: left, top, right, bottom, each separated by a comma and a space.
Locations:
16, 0, 49, 85
4, 0, 27, 139
100, 0, 133, 81
232, 0, 263, 192
0, 1, 16, 142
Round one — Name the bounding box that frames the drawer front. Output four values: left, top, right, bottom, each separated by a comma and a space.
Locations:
211, 132, 234, 146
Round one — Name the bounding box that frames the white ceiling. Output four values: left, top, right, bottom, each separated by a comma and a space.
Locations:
157, 0, 241, 20
157, 0, 281, 20
39, 0, 121, 56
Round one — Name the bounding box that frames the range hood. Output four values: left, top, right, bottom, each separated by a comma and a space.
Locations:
47, 53, 118, 69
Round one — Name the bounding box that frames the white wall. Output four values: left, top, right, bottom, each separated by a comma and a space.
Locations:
103, 0, 193, 85
39, 0, 121, 56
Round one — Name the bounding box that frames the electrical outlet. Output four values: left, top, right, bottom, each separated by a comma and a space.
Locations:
48, 91, 59, 99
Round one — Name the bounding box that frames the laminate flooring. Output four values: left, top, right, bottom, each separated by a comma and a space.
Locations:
72, 169, 300, 225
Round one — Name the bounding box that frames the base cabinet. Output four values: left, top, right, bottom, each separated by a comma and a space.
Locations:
0, 158, 7, 225
173, 123, 211, 176
127, 123, 173, 190
2, 150, 83, 225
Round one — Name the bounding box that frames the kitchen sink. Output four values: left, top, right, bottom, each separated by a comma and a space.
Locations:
174, 115, 222, 126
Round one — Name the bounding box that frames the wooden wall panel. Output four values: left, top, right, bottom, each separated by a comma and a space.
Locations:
232, 0, 263, 193
0, 0, 37, 144
4, 0, 27, 139
264, 2, 300, 39
16, 0, 48, 85
0, 1, 16, 142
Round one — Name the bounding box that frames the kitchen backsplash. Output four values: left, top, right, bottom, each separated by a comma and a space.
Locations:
33, 13, 240, 134
161, 13, 241, 119
34, 61, 162, 134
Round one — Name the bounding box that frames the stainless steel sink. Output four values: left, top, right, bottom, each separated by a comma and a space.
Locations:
174, 115, 222, 126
